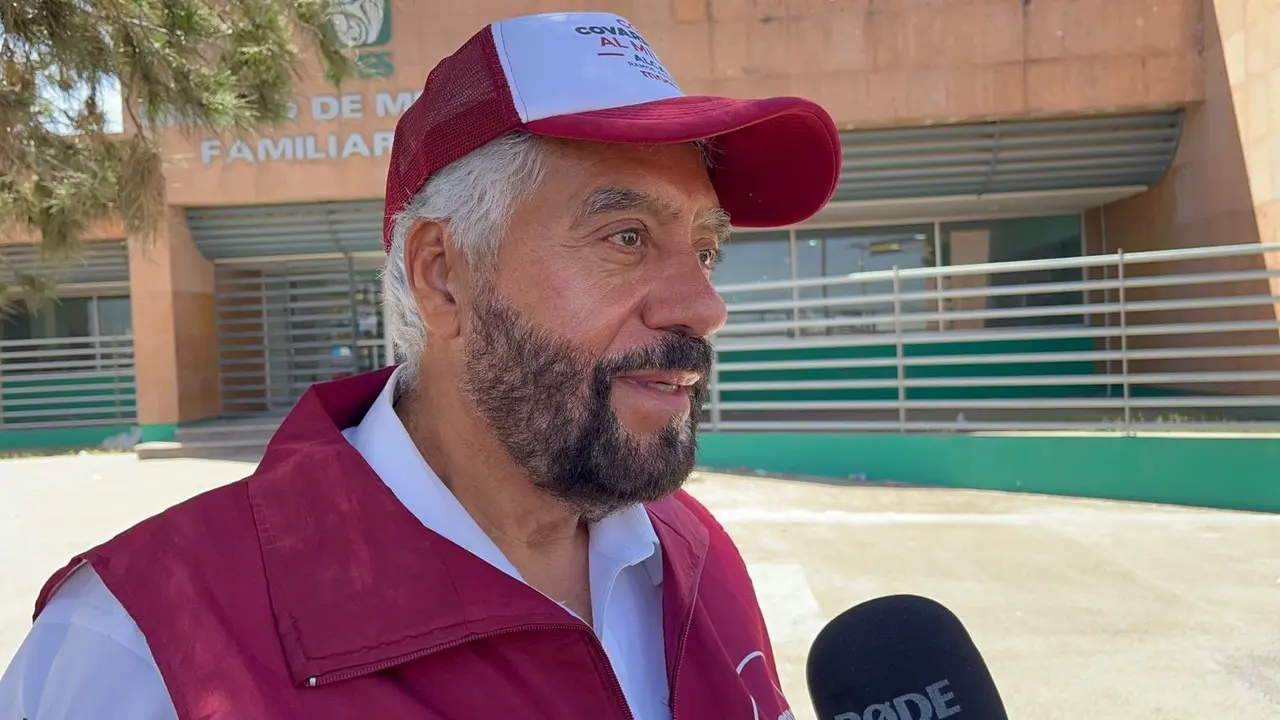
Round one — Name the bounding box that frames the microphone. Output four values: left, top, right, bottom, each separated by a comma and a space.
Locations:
806, 594, 1008, 720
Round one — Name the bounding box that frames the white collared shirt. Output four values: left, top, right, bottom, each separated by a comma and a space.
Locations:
0, 367, 671, 720
342, 366, 670, 719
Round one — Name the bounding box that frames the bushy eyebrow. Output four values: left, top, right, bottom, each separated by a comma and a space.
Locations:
579, 186, 677, 220
575, 186, 732, 245
696, 206, 732, 246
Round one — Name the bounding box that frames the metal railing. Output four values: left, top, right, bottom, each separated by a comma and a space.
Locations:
0, 334, 137, 428
705, 242, 1280, 434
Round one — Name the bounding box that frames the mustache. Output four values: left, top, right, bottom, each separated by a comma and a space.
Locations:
596, 331, 714, 378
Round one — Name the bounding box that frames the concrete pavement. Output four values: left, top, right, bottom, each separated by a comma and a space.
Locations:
2, 453, 1278, 718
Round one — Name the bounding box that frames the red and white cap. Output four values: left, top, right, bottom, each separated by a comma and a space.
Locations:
383, 11, 841, 251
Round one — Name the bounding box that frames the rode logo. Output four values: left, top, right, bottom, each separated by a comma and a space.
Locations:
833, 679, 961, 720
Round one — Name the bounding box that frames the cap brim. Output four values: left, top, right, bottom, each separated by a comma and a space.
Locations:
523, 95, 840, 228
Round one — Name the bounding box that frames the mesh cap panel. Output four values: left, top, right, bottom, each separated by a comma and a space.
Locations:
382, 28, 521, 248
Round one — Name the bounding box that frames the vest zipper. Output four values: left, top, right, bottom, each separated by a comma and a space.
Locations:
588, 633, 636, 720
305, 621, 636, 719
666, 570, 705, 720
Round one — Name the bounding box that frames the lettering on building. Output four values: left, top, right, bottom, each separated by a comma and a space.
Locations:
197, 89, 423, 166
200, 131, 396, 165
375, 90, 422, 117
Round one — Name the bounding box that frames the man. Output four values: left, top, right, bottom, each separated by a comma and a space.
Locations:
0, 11, 839, 719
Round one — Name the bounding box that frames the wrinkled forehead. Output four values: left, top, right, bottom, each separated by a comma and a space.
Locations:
538, 138, 723, 221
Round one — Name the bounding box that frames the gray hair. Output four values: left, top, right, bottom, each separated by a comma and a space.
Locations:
383, 131, 548, 377
383, 131, 718, 379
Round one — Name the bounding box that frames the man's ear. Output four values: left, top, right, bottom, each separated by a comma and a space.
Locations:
404, 219, 463, 341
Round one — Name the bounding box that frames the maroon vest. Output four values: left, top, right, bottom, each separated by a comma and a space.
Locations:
36, 368, 795, 719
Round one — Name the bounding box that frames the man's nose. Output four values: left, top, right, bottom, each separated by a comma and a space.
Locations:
642, 253, 728, 338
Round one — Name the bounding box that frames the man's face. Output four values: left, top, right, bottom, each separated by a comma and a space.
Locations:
458, 139, 729, 518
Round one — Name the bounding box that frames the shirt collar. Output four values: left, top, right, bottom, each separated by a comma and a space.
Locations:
343, 364, 663, 586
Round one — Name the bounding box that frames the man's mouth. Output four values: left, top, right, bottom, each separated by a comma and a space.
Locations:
614, 371, 702, 394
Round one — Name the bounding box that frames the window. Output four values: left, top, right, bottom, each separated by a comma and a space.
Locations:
940, 215, 1084, 328
708, 214, 1087, 339
1, 297, 92, 341
795, 225, 936, 335
0, 295, 130, 379
712, 231, 792, 336
0, 296, 130, 341
97, 297, 133, 336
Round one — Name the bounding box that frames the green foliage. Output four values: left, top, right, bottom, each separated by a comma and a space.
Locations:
0, 0, 356, 316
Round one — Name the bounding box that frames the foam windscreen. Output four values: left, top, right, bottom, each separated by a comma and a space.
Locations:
806, 594, 1008, 720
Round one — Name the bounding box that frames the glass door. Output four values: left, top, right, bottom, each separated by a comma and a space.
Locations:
216, 260, 389, 415
796, 225, 935, 335
353, 274, 388, 372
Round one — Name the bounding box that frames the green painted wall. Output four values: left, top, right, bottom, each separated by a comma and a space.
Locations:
717, 337, 1101, 401
697, 432, 1280, 514
0, 424, 137, 453
1, 374, 137, 420
139, 423, 177, 443
0, 422, 174, 453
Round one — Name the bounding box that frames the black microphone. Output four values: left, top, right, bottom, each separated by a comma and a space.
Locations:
806, 594, 1008, 720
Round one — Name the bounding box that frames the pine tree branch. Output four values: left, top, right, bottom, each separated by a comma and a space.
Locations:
0, 0, 357, 305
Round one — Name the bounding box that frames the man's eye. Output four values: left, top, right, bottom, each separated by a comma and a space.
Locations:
609, 229, 643, 247
698, 247, 722, 268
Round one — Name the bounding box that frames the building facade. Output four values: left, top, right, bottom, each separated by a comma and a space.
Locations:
1, 0, 1277, 452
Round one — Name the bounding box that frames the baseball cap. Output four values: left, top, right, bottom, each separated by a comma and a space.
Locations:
383, 11, 841, 251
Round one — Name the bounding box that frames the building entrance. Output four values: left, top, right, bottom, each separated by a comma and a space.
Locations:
214, 257, 389, 415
